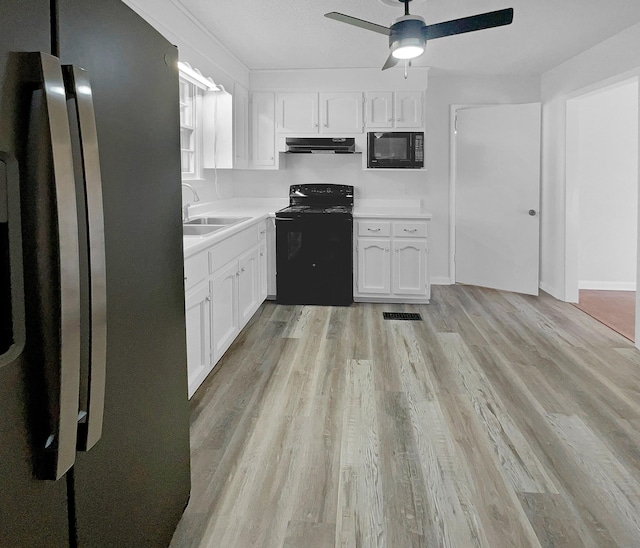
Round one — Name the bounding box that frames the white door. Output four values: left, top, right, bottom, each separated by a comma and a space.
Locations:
455, 103, 541, 295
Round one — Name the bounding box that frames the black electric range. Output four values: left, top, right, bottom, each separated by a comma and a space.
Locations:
275, 184, 354, 306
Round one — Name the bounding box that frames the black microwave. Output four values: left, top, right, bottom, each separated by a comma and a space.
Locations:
367, 131, 424, 169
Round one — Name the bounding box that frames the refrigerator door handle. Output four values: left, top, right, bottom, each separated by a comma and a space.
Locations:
63, 66, 107, 452
24, 52, 82, 480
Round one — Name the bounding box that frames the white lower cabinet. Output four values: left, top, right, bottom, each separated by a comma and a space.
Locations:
211, 260, 239, 364
237, 245, 261, 327
355, 218, 430, 303
184, 219, 270, 398
185, 283, 212, 398
392, 240, 428, 296
357, 238, 391, 295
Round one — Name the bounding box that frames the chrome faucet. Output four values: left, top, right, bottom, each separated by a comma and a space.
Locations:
181, 183, 200, 222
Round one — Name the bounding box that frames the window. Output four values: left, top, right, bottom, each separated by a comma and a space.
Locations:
179, 63, 215, 180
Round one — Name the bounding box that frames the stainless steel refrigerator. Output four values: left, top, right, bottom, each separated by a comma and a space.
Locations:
0, 0, 191, 545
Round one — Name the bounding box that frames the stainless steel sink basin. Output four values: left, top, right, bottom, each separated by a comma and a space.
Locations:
183, 224, 225, 236
185, 216, 250, 226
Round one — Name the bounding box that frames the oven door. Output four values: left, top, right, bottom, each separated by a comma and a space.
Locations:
276, 216, 353, 306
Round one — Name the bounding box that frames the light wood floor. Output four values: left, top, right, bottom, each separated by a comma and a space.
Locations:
575, 289, 636, 342
171, 285, 640, 548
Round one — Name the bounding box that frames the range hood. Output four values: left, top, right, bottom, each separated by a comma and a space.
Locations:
285, 137, 356, 154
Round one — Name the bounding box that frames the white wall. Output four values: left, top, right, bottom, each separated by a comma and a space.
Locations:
540, 21, 640, 299
576, 80, 639, 290
121, 0, 249, 91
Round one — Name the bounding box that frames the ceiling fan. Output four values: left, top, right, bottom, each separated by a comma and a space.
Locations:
325, 0, 514, 71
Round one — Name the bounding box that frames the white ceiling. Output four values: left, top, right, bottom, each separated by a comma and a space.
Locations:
176, 0, 640, 75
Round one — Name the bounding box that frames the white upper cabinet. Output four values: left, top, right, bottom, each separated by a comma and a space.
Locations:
365, 91, 423, 129
277, 92, 363, 134
365, 92, 393, 128
233, 82, 249, 168
394, 91, 423, 128
320, 92, 363, 133
276, 92, 318, 134
250, 91, 276, 168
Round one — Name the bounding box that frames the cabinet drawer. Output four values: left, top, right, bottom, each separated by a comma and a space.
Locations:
358, 220, 391, 237
184, 251, 208, 291
393, 221, 427, 238
209, 224, 260, 274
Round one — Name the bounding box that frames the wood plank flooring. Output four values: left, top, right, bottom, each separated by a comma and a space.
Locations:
574, 289, 635, 342
170, 285, 640, 548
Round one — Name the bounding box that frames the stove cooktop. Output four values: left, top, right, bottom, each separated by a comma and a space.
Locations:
276, 205, 352, 218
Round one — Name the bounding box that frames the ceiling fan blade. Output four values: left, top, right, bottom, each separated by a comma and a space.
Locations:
423, 8, 513, 41
382, 53, 399, 71
325, 12, 391, 36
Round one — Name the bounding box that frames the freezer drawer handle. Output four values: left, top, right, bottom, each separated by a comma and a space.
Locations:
63, 66, 107, 452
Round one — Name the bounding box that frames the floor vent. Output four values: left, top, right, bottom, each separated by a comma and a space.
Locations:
383, 312, 423, 321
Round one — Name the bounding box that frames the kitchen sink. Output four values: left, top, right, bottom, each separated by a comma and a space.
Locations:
183, 224, 225, 236
184, 216, 250, 226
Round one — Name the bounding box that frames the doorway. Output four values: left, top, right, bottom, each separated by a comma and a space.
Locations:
565, 76, 639, 341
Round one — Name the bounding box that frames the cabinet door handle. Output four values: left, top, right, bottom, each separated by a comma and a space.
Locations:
403, 228, 417, 233
206, 295, 211, 302
241, 267, 246, 272
367, 227, 380, 232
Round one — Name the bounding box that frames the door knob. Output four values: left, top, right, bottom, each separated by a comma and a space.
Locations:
529, 209, 537, 216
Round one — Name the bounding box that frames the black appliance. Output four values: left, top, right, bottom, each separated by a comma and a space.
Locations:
276, 184, 354, 306
286, 137, 356, 154
0, 0, 191, 545
367, 131, 424, 168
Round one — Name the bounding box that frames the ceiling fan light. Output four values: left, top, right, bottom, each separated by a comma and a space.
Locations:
392, 44, 424, 59
391, 37, 424, 59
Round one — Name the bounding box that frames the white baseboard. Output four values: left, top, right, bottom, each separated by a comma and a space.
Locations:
431, 276, 452, 285
578, 281, 636, 291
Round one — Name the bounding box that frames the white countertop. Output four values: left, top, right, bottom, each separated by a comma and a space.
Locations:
182, 198, 432, 258
182, 198, 287, 258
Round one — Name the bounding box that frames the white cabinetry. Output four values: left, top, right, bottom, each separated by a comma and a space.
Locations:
355, 218, 430, 303
365, 91, 423, 129
233, 82, 249, 168
185, 283, 212, 397
184, 219, 270, 397
320, 92, 363, 133
211, 260, 239, 363
357, 238, 391, 295
276, 92, 318, 134
237, 245, 261, 326
277, 92, 363, 134
250, 91, 276, 168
